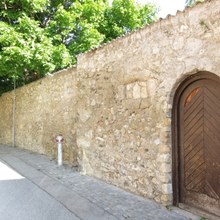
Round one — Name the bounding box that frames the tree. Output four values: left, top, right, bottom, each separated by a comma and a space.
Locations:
99, 0, 157, 42
0, 0, 72, 93
0, 0, 157, 94
185, 0, 204, 6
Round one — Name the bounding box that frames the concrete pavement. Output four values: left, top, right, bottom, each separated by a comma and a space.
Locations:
0, 145, 200, 220
0, 161, 79, 220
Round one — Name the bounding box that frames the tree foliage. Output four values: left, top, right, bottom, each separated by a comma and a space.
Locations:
0, 0, 157, 93
185, 0, 204, 6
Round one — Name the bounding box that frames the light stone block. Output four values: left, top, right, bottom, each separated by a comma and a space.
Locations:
160, 163, 172, 173
161, 184, 172, 194
133, 83, 141, 99
141, 87, 148, 98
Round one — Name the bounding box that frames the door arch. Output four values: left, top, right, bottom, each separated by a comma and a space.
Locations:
172, 72, 220, 217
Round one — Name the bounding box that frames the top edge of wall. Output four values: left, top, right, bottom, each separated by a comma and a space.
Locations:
0, 66, 77, 96
76, 0, 213, 62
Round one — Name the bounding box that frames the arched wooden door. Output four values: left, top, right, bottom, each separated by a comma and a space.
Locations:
173, 72, 220, 217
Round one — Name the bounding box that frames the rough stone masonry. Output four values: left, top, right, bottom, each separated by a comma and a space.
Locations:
1, 0, 220, 205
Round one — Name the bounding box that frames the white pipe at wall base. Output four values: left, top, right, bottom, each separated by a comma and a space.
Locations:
56, 134, 64, 166
58, 142, 62, 166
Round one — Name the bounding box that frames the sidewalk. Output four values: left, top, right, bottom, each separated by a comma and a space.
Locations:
0, 145, 199, 220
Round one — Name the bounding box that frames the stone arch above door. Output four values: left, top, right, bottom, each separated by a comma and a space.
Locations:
172, 72, 220, 218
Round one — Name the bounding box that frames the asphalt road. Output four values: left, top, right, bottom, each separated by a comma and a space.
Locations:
0, 161, 80, 220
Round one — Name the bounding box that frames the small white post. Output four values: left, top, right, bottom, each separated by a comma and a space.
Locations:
56, 135, 64, 166
58, 142, 62, 166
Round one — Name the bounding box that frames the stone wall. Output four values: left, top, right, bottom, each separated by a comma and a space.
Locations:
0, 69, 78, 164
0, 92, 13, 145
1, 0, 220, 205
75, 0, 220, 204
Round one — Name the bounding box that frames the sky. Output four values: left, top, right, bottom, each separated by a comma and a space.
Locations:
141, 0, 186, 18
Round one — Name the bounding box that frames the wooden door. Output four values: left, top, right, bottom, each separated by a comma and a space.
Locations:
174, 73, 220, 217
